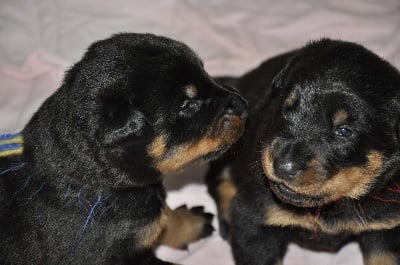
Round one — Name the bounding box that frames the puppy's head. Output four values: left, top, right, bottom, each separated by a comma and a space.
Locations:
24, 33, 247, 186
261, 39, 400, 207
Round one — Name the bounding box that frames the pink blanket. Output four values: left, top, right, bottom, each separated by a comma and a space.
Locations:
1, 1, 399, 264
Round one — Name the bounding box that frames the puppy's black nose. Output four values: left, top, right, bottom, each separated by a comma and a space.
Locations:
273, 158, 302, 181
224, 94, 248, 120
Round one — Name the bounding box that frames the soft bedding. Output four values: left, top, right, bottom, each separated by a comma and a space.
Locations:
1, 1, 400, 264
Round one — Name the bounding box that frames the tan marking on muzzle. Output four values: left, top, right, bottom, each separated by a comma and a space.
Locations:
333, 109, 349, 126
262, 146, 384, 203
150, 115, 245, 175
322, 151, 383, 200
156, 137, 223, 174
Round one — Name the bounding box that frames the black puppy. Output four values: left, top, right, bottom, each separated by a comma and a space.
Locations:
0, 33, 247, 264
207, 39, 400, 265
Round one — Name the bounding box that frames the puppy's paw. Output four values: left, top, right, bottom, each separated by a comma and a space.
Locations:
159, 205, 214, 249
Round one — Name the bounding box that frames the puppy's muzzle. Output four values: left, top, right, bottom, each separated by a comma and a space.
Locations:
224, 93, 248, 120
212, 94, 248, 144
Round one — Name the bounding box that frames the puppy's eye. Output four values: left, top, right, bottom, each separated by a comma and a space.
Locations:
335, 125, 353, 137
179, 99, 203, 118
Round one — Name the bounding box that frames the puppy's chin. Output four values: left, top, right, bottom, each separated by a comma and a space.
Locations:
199, 147, 230, 163
269, 181, 330, 208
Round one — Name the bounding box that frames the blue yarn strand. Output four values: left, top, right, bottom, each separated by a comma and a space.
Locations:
20, 181, 46, 206
0, 163, 27, 176
0, 133, 21, 141
0, 143, 22, 152
75, 194, 103, 247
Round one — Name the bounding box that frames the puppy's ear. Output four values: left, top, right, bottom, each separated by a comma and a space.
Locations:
270, 64, 289, 99
100, 94, 150, 145
395, 110, 400, 147
269, 51, 297, 99
388, 99, 400, 148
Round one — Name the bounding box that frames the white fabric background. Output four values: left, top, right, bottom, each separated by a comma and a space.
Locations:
1, 1, 400, 264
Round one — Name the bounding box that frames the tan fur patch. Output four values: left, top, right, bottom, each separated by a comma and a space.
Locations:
284, 91, 298, 108
185, 84, 198, 98
153, 114, 245, 175
333, 109, 349, 126
138, 209, 168, 248
159, 206, 208, 249
217, 178, 238, 222
261, 146, 281, 183
293, 157, 325, 186
262, 146, 384, 203
147, 134, 167, 160
364, 251, 398, 265
156, 137, 222, 174
323, 151, 383, 199
265, 204, 400, 235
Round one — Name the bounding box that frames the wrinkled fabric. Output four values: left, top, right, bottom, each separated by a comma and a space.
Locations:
1, 1, 400, 264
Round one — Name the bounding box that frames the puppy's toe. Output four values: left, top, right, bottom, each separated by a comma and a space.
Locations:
159, 205, 215, 249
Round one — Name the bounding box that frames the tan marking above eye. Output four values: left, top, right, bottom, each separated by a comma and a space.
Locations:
185, 84, 198, 99
333, 109, 349, 126
284, 91, 298, 108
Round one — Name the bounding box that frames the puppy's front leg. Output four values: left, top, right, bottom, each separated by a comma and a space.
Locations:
358, 229, 399, 265
107, 208, 176, 265
230, 192, 287, 265
158, 205, 214, 250
205, 162, 237, 239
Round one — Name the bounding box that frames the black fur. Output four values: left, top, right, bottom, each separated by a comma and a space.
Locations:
208, 39, 400, 264
0, 33, 247, 264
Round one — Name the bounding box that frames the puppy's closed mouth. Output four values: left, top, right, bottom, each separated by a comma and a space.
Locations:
269, 182, 325, 208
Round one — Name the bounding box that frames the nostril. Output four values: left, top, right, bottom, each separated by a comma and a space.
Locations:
224, 107, 236, 115
274, 160, 302, 180
280, 162, 295, 173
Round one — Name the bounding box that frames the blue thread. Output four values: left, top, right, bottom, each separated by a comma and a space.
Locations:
13, 175, 32, 195
74, 194, 103, 248
9, 175, 32, 205
0, 143, 22, 152
77, 189, 90, 213
0, 163, 27, 176
0, 133, 20, 141
20, 181, 46, 206
66, 184, 72, 196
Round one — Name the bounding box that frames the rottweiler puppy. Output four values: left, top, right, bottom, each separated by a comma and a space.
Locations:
0, 33, 248, 265
207, 39, 400, 265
